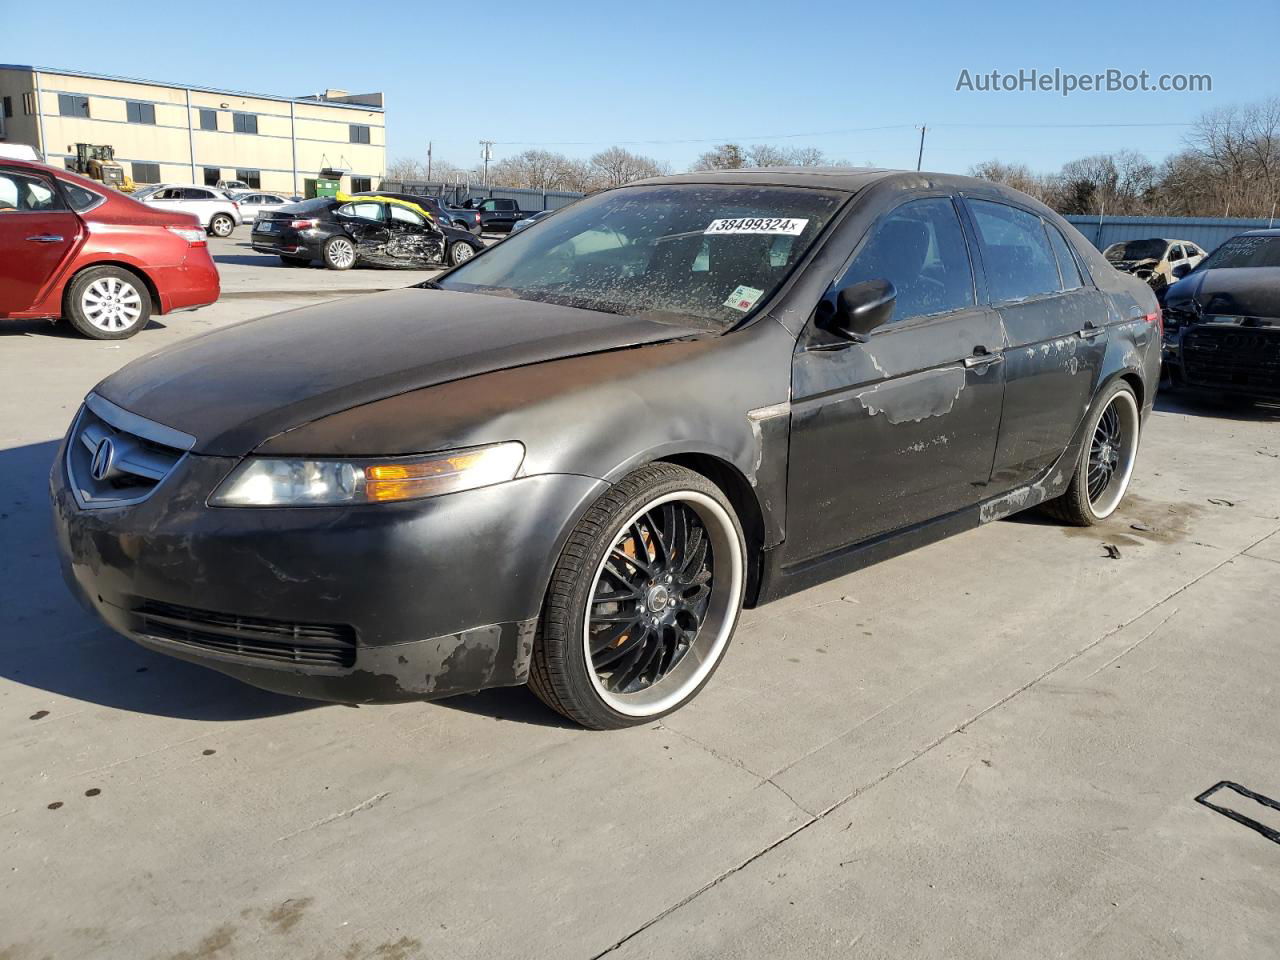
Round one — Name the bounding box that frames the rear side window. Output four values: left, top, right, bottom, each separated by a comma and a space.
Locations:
1045, 223, 1084, 290
183, 188, 214, 200
968, 200, 1062, 302
337, 202, 384, 221
834, 196, 975, 322
0, 170, 66, 211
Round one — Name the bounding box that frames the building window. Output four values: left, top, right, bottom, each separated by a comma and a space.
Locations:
132, 162, 161, 184
235, 169, 261, 189
58, 94, 90, 118
351, 176, 372, 193
349, 124, 371, 144
232, 112, 258, 134
203, 167, 220, 186
2, 97, 11, 119
126, 101, 156, 125
199, 109, 217, 131
23, 93, 36, 115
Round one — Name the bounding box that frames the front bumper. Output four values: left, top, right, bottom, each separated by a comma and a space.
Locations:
1163, 323, 1280, 400
51, 441, 606, 702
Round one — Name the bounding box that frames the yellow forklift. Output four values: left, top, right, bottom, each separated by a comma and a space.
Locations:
68, 143, 136, 193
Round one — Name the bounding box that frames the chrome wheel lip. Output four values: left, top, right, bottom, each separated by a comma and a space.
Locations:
1086, 389, 1140, 519
582, 490, 742, 717
327, 238, 355, 267
81, 276, 143, 331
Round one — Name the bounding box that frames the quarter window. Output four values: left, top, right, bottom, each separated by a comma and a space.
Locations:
968, 200, 1063, 302
0, 170, 66, 211
199, 108, 218, 131
131, 162, 162, 184
232, 112, 258, 134
834, 197, 975, 322
1045, 223, 1084, 290
349, 124, 371, 144
58, 180, 103, 212
58, 94, 90, 118
126, 101, 156, 125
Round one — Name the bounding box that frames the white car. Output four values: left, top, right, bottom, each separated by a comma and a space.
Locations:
132, 184, 243, 237
233, 192, 294, 221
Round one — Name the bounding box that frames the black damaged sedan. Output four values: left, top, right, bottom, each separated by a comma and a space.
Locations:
52, 168, 1160, 728
251, 195, 484, 270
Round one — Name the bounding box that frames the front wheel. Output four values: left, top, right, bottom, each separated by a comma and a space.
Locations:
529, 464, 746, 729
323, 236, 356, 270
448, 242, 475, 266
1043, 380, 1141, 525
208, 213, 235, 238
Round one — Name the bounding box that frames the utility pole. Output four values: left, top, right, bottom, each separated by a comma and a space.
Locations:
426, 141, 432, 182
915, 125, 927, 172
480, 140, 494, 189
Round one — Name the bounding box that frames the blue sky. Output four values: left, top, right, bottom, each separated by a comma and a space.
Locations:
9, 0, 1278, 175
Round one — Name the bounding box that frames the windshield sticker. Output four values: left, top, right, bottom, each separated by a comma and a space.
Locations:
724, 285, 765, 312
705, 217, 809, 236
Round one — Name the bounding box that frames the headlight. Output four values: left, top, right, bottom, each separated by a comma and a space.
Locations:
209, 442, 524, 507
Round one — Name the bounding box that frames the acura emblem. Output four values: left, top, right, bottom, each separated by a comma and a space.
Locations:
90, 437, 116, 481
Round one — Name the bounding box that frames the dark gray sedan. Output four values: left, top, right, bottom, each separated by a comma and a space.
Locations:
51, 168, 1160, 728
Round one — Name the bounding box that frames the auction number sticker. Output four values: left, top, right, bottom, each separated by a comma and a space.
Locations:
705, 217, 809, 236
724, 285, 765, 312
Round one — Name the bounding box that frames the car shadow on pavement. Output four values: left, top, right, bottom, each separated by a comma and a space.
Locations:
434, 687, 578, 728
1156, 391, 1280, 422
212, 253, 299, 267
0, 439, 314, 721
0, 318, 169, 339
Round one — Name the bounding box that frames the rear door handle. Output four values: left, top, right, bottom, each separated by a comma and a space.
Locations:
26, 234, 64, 243
963, 349, 1004, 369
1078, 323, 1106, 340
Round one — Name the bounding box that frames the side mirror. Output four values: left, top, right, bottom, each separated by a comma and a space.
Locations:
1171, 262, 1192, 280
827, 279, 897, 342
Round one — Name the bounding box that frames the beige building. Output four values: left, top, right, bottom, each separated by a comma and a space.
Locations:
0, 64, 385, 195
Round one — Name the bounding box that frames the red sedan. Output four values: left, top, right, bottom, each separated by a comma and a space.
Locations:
0, 158, 219, 340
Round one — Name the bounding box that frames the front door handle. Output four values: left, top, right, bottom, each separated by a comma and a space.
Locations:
963, 349, 1004, 369
26, 234, 65, 243
1078, 326, 1105, 340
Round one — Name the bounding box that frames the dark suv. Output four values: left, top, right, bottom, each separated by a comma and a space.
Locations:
52, 168, 1159, 728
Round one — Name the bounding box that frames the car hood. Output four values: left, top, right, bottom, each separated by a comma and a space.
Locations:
96, 288, 704, 456
1165, 266, 1280, 320
1109, 257, 1160, 272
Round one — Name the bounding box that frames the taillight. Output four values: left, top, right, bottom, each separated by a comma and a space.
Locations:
1144, 309, 1162, 336
289, 219, 317, 229
166, 226, 207, 246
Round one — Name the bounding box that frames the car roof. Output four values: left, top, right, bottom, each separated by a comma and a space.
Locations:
629, 166, 908, 193
1240, 228, 1280, 237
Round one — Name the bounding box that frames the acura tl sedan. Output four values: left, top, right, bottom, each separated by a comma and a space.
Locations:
51, 168, 1160, 729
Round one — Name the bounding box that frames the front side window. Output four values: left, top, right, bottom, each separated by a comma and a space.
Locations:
58, 94, 90, 118
968, 200, 1062, 302
832, 197, 975, 323
336, 202, 384, 221
126, 101, 156, 125
131, 162, 161, 184
440, 184, 845, 329
1199, 235, 1280, 269
0, 170, 66, 212
389, 204, 426, 226
232, 112, 258, 134
199, 108, 218, 131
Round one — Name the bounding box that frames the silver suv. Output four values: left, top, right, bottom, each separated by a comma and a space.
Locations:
132, 184, 243, 237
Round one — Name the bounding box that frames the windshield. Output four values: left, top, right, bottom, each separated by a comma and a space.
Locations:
131, 184, 161, 199
1104, 239, 1167, 261
1198, 235, 1280, 270
438, 184, 845, 329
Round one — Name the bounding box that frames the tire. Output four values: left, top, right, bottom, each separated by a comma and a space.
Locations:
529, 463, 746, 729
63, 265, 152, 340
323, 236, 356, 270
208, 213, 235, 238
279, 255, 311, 267
1042, 380, 1141, 526
449, 242, 475, 266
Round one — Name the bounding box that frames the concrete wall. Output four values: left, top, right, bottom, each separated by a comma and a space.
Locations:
0, 66, 385, 195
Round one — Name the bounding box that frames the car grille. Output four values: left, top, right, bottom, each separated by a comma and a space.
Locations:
1182, 324, 1280, 394
133, 600, 357, 670
66, 394, 194, 508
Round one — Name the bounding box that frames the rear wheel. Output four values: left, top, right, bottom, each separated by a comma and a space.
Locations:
208, 213, 234, 238
1043, 380, 1141, 525
323, 236, 356, 270
63, 266, 151, 340
529, 464, 746, 729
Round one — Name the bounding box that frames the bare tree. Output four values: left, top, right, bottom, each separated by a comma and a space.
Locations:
588, 147, 669, 188
968, 160, 1049, 201
691, 143, 747, 170
385, 156, 425, 183
692, 142, 835, 171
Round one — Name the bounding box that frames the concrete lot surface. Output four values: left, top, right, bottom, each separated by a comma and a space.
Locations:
1, 284, 1278, 959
